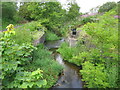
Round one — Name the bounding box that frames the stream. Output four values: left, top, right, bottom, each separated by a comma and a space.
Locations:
45, 38, 83, 88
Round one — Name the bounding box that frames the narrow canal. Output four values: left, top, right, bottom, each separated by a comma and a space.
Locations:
45, 38, 83, 88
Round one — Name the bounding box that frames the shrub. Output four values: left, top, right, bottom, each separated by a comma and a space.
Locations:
26, 44, 63, 88
81, 16, 96, 24
80, 61, 109, 88
1, 24, 47, 88
79, 9, 118, 88
11, 21, 45, 45
57, 42, 79, 61
98, 2, 117, 13
12, 28, 32, 45
57, 9, 119, 88
45, 31, 60, 41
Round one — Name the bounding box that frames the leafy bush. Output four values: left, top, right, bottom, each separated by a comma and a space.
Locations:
80, 61, 109, 88
2, 2, 25, 30
13, 13, 25, 23
19, 2, 33, 21
70, 51, 89, 66
1, 24, 47, 88
11, 21, 45, 45
81, 16, 95, 24
98, 2, 117, 13
12, 28, 32, 45
79, 10, 119, 88
2, 18, 16, 30
26, 44, 63, 88
57, 9, 119, 88
16, 21, 46, 31
8, 69, 47, 88
45, 31, 60, 41
66, 3, 80, 20
2, 2, 17, 20
57, 42, 79, 60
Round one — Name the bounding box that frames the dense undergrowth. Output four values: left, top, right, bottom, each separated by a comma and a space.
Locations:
30, 44, 63, 88
1, 2, 27, 30
11, 21, 45, 45
1, 23, 63, 88
1, 24, 47, 88
1, 1, 119, 89
80, 9, 119, 88
45, 31, 61, 41
57, 8, 119, 88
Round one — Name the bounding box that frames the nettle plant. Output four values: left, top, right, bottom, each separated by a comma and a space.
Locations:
0, 24, 47, 88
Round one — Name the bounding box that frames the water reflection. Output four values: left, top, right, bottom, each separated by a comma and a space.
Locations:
45, 38, 83, 88
53, 53, 83, 88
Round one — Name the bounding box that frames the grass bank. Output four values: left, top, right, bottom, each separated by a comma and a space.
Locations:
25, 44, 63, 88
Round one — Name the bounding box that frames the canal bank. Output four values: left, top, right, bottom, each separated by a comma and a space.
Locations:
44, 38, 84, 88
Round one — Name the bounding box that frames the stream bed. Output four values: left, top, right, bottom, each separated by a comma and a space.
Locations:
45, 38, 83, 88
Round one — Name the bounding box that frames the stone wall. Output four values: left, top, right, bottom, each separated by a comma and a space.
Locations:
33, 34, 45, 46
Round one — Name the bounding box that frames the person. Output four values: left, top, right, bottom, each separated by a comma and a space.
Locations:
71, 28, 76, 35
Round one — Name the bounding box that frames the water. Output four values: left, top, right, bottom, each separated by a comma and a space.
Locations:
45, 38, 83, 88
53, 53, 83, 88
45, 38, 65, 49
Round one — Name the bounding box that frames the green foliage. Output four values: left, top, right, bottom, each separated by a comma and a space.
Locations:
2, 18, 16, 30
57, 42, 78, 60
58, 17, 83, 36
19, 2, 33, 21
2, 2, 17, 20
2, 2, 24, 30
8, 69, 47, 88
81, 16, 96, 24
18, 1, 82, 36
57, 42, 72, 60
11, 21, 45, 45
27, 2, 65, 20
79, 10, 118, 88
12, 29, 32, 45
57, 9, 119, 88
1, 24, 46, 88
70, 51, 89, 66
26, 44, 63, 88
16, 21, 45, 31
66, 3, 80, 20
80, 61, 109, 88
98, 2, 117, 13
45, 31, 61, 41
13, 12, 24, 23
19, 2, 66, 32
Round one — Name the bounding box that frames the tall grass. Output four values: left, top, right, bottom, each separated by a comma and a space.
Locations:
45, 31, 61, 41
25, 44, 63, 88
11, 21, 45, 45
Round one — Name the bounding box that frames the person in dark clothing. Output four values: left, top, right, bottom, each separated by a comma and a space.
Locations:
71, 28, 76, 35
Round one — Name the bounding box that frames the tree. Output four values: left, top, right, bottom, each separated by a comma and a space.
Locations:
19, 2, 33, 21
2, 2, 17, 20
23, 2, 66, 30
98, 2, 117, 13
66, 3, 80, 20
